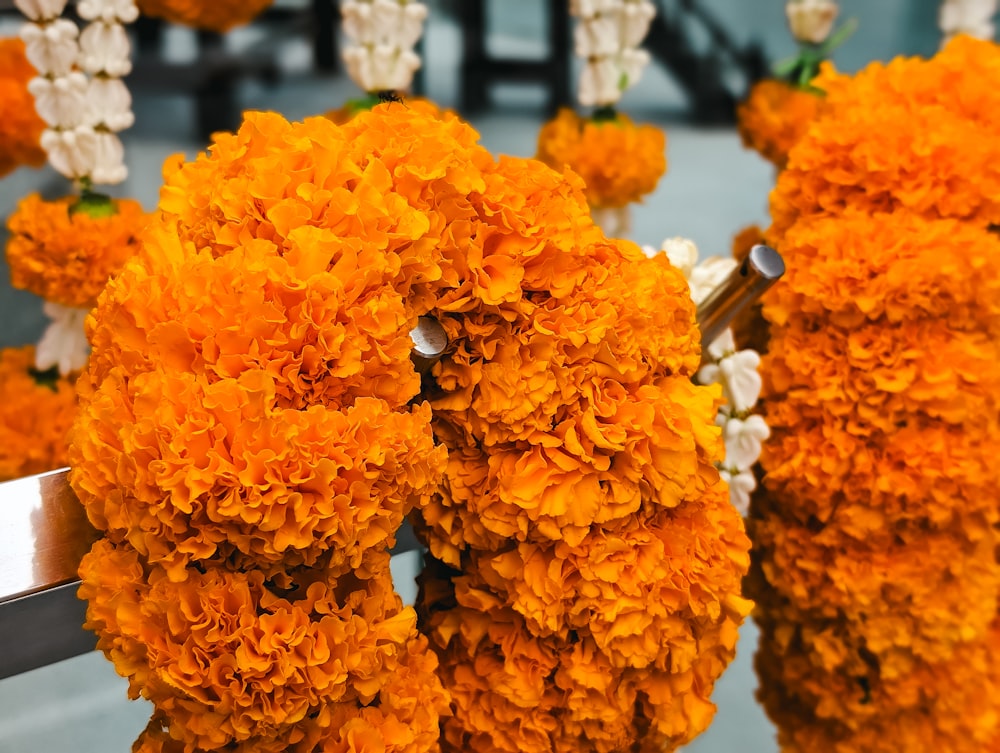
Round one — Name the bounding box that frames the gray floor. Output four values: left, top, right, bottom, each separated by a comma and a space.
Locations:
0, 2, 954, 751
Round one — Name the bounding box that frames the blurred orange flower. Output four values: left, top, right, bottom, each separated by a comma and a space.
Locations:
536, 108, 666, 209
137, 0, 274, 32
0, 38, 45, 178
736, 79, 823, 169
6, 194, 148, 308
0, 346, 77, 481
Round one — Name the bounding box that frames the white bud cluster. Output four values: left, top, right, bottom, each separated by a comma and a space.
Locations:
341, 0, 428, 93
35, 302, 92, 375
570, 0, 655, 108
939, 0, 997, 42
644, 238, 770, 516
785, 0, 839, 45
17, 0, 136, 184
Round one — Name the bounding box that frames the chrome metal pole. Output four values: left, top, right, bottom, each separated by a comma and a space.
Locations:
696, 244, 785, 348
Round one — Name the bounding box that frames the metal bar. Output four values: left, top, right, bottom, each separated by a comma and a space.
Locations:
696, 244, 785, 348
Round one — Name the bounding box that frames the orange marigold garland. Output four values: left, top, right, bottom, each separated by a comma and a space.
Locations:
736, 80, 822, 170
136, 0, 274, 32
750, 36, 1000, 753
0, 346, 77, 481
0, 37, 45, 177
536, 108, 666, 213
71, 104, 751, 752
6, 194, 147, 309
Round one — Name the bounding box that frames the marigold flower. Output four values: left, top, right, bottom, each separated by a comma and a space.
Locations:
136, 0, 275, 32
750, 42, 1000, 749
536, 107, 666, 209
736, 79, 823, 169
0, 37, 46, 177
6, 193, 148, 308
0, 345, 77, 481
81, 540, 448, 751
771, 36, 1000, 234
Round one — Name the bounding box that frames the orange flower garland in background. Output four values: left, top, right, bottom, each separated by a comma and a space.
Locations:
6, 194, 148, 308
0, 37, 45, 178
136, 0, 275, 31
736, 79, 822, 169
0, 346, 77, 481
750, 35, 1000, 753
71, 104, 750, 752
536, 108, 666, 211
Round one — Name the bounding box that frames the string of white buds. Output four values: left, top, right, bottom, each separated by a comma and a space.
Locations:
16, 0, 136, 186
570, 0, 655, 108
939, 0, 997, 42
341, 0, 428, 94
645, 237, 770, 516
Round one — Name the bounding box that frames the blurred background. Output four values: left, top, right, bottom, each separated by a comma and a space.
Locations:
0, 1, 969, 751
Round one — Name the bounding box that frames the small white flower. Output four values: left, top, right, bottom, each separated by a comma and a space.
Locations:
20, 19, 79, 77
578, 57, 623, 106
658, 237, 699, 278
706, 328, 736, 363
84, 77, 134, 131
575, 15, 621, 57
14, 0, 69, 22
724, 414, 771, 471
720, 468, 756, 516
89, 130, 127, 184
719, 349, 763, 413
36, 302, 91, 376
78, 21, 132, 77
617, 1, 656, 48
785, 0, 839, 45
688, 256, 738, 305
41, 124, 98, 179
939, 0, 997, 40
77, 0, 139, 23
28, 71, 88, 128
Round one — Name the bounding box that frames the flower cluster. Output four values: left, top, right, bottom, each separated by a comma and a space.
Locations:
785, 0, 839, 45
750, 36, 1000, 751
0, 37, 46, 177
536, 107, 665, 231
644, 237, 769, 515
360, 115, 752, 750
341, 0, 427, 94
769, 35, 1000, 237
0, 346, 77, 481
70, 106, 517, 752
939, 0, 997, 41
570, 0, 656, 107
136, 0, 274, 32
736, 79, 823, 169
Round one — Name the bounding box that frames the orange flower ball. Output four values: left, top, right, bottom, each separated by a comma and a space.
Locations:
137, 0, 274, 32
6, 194, 149, 308
771, 35, 1000, 235
736, 79, 823, 169
80, 542, 449, 752
536, 108, 666, 209
0, 38, 46, 178
0, 346, 77, 481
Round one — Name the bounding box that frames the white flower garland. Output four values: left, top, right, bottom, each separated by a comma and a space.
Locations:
939, 0, 997, 41
645, 237, 770, 516
17, 0, 136, 185
570, 0, 655, 108
16, 0, 137, 376
341, 0, 428, 94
